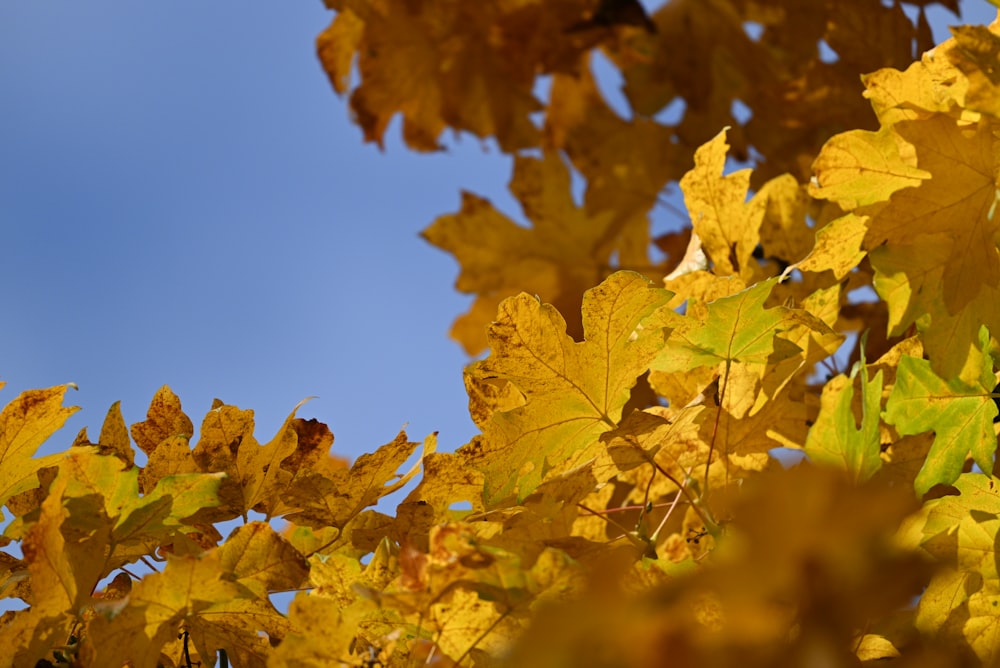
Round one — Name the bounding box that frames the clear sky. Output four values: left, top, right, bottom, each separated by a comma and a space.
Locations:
1, 2, 520, 462
0, 0, 995, 469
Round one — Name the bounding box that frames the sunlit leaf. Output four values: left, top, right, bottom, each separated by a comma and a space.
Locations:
460, 271, 676, 505
884, 328, 997, 496
0, 386, 78, 517
805, 342, 884, 484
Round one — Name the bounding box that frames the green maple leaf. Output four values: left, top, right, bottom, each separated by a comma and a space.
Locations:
884, 327, 998, 496
804, 336, 884, 484
651, 278, 803, 374
461, 271, 676, 506
53, 449, 224, 571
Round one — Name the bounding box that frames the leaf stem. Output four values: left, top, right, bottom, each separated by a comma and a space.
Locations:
450, 607, 512, 666
704, 361, 730, 503
646, 458, 719, 537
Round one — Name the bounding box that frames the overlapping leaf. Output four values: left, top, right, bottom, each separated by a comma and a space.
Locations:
0, 386, 78, 517
805, 344, 884, 484
911, 473, 1000, 664
83, 551, 288, 667
281, 430, 429, 530
1, 474, 99, 667
191, 398, 326, 520
424, 152, 650, 355
679, 129, 766, 280
811, 21, 1000, 381
605, 0, 938, 186
884, 327, 998, 496
460, 271, 675, 505
545, 60, 687, 218
318, 0, 598, 152
652, 278, 805, 374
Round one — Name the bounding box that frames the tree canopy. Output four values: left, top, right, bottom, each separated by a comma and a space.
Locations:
5, 0, 1000, 666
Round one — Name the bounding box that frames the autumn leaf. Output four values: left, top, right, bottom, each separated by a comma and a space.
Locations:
792, 212, 869, 280
545, 60, 687, 219
948, 24, 1000, 116
1, 473, 102, 667
281, 430, 429, 530
865, 116, 999, 315
96, 400, 133, 466
318, 0, 594, 152
810, 24, 1000, 380
37, 449, 225, 572
804, 339, 884, 484
217, 522, 309, 600
809, 126, 930, 210
651, 278, 804, 374
606, 0, 927, 186
460, 271, 676, 505
500, 466, 927, 667
913, 472, 1000, 664
192, 398, 314, 520
0, 386, 78, 519
884, 327, 998, 496
679, 129, 765, 280
83, 551, 288, 667
403, 451, 486, 522
130, 384, 193, 456
424, 151, 651, 355
268, 593, 369, 667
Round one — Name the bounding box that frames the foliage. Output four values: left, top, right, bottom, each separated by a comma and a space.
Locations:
5, 0, 1000, 666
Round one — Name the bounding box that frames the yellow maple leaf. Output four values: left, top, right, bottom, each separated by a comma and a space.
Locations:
83, 551, 288, 667
680, 130, 812, 284
282, 430, 430, 530
546, 60, 688, 218
269, 593, 369, 667
810, 21, 1000, 382
318, 0, 594, 152
606, 0, 928, 187
0, 385, 78, 517
680, 129, 764, 279
424, 151, 649, 355
403, 451, 486, 523
865, 116, 999, 312
2, 473, 104, 667
460, 271, 676, 505
96, 400, 133, 467
191, 398, 317, 520
130, 384, 193, 455
217, 522, 309, 600
912, 473, 1000, 664
948, 23, 1000, 117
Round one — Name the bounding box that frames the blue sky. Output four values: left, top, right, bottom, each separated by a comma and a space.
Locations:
1, 2, 519, 460
0, 0, 994, 470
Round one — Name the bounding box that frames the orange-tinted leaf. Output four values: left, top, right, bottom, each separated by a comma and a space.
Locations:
97, 400, 133, 466
130, 385, 193, 456
282, 430, 426, 529
192, 399, 319, 519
